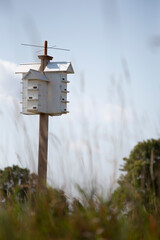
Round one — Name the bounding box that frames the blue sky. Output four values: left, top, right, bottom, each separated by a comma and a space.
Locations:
0, 0, 158, 117
0, 0, 160, 196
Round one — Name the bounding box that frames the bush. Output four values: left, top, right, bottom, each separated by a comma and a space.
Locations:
0, 165, 38, 202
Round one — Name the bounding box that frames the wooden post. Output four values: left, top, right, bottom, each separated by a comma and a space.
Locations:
38, 41, 53, 187
38, 114, 48, 186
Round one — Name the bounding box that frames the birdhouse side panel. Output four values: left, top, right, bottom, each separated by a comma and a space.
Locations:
26, 80, 38, 113
26, 80, 39, 114
21, 78, 40, 115
45, 73, 61, 115
38, 82, 48, 113
21, 79, 37, 115
60, 73, 69, 114
21, 75, 27, 114
22, 79, 28, 114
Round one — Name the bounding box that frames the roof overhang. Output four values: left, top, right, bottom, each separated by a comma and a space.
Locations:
16, 62, 74, 74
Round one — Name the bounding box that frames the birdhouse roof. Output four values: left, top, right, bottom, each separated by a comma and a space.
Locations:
45, 62, 74, 73
16, 62, 74, 74
22, 69, 49, 82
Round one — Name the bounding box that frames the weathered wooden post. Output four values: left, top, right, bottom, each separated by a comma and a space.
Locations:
38, 41, 52, 186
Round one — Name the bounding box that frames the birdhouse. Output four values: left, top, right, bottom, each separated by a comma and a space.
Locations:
16, 61, 74, 116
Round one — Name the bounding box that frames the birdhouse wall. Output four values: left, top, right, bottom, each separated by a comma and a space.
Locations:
21, 77, 28, 114
16, 61, 74, 115
60, 73, 68, 113
45, 73, 61, 114
38, 81, 48, 113
20, 70, 70, 115
45, 72, 68, 115
21, 78, 48, 114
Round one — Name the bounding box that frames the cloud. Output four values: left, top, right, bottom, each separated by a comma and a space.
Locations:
0, 59, 20, 99
69, 94, 133, 124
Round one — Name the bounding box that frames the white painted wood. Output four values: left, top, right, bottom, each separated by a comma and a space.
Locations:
16, 61, 74, 116
38, 82, 48, 113
23, 69, 49, 81
16, 63, 40, 73
44, 62, 74, 73
16, 62, 74, 74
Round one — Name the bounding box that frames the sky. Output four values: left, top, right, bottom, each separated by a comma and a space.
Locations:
0, 0, 160, 197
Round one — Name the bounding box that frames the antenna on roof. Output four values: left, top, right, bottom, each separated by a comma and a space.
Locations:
36, 45, 56, 54
21, 41, 70, 55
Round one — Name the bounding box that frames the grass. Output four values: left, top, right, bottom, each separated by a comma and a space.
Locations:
0, 184, 159, 240
0, 164, 158, 240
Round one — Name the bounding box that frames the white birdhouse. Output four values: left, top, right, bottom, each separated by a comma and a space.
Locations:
16, 61, 74, 116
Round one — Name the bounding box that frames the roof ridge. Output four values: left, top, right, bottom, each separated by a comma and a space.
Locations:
20, 62, 40, 65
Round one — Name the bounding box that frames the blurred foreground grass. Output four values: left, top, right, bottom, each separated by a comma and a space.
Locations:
0, 163, 160, 240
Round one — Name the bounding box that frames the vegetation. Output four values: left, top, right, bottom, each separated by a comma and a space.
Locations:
113, 138, 160, 213
0, 139, 160, 239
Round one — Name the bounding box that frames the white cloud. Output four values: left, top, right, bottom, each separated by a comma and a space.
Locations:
0, 59, 20, 99
69, 94, 133, 124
